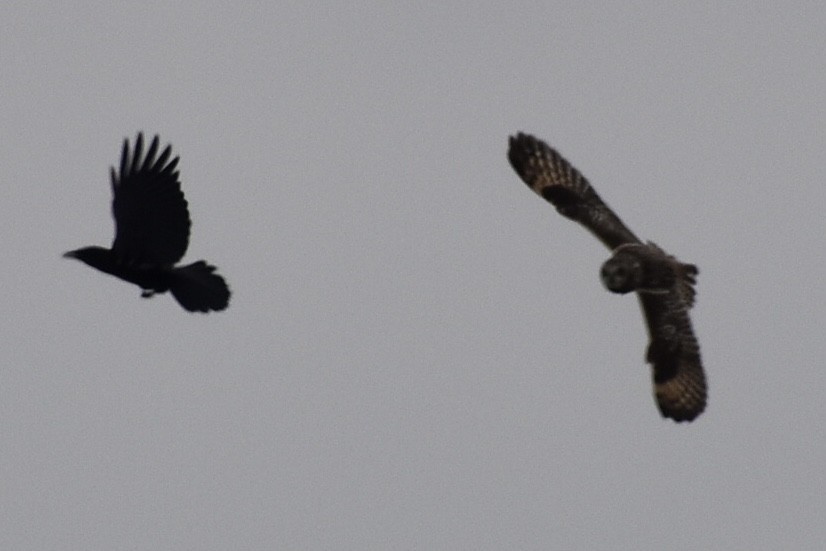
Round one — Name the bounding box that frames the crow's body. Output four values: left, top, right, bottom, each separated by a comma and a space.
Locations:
65, 133, 230, 312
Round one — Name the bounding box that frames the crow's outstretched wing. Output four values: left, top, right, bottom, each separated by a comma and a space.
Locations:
111, 133, 190, 265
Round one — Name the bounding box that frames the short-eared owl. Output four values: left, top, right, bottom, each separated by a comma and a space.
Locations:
507, 132, 706, 422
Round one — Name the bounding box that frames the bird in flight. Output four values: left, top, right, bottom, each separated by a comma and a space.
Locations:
65, 133, 230, 313
507, 132, 706, 422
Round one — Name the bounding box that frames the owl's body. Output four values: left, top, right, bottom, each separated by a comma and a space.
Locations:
507, 132, 706, 422
601, 242, 697, 303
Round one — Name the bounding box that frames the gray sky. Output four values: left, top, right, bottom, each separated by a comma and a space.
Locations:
3, 2, 825, 549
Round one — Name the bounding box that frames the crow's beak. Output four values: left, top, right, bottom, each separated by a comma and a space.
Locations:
63, 251, 77, 259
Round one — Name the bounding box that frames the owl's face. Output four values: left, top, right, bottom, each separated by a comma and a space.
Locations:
600, 253, 642, 294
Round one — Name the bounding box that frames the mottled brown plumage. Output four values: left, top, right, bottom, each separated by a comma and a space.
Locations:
507, 132, 706, 422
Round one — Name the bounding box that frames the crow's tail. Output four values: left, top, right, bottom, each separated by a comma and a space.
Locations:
170, 261, 230, 312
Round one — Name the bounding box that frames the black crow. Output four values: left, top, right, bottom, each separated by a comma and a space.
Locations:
65, 133, 230, 312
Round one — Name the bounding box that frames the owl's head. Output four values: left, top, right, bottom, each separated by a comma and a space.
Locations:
600, 252, 642, 294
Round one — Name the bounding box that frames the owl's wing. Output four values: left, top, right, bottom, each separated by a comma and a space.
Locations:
638, 290, 707, 422
507, 132, 640, 250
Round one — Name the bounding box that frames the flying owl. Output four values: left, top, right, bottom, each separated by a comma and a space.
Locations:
507, 132, 706, 422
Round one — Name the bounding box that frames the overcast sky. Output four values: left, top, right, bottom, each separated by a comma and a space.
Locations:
3, 2, 825, 549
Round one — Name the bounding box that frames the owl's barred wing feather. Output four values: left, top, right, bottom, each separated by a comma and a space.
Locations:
507, 133, 640, 250
678, 262, 699, 309
639, 292, 707, 422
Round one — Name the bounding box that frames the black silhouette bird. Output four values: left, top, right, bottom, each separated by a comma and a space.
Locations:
65, 133, 230, 312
